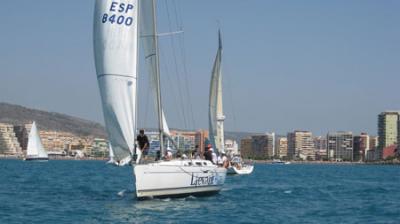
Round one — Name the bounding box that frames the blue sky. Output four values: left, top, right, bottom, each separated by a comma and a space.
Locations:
1, 0, 399, 136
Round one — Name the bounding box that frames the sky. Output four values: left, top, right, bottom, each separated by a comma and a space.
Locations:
1, 0, 399, 136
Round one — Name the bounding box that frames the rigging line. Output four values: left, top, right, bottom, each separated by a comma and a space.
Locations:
172, 0, 182, 29
225, 54, 238, 132
165, 0, 188, 129
142, 70, 151, 130
159, 48, 185, 127
177, 31, 196, 130
171, 0, 196, 129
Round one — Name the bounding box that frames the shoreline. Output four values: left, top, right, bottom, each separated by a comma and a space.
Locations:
251, 160, 400, 165
1, 155, 399, 165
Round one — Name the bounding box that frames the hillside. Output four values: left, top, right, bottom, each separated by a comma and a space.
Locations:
0, 102, 258, 142
0, 102, 107, 138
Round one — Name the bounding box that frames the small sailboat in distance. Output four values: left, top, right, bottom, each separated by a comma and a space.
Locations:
25, 121, 48, 161
209, 30, 253, 175
106, 144, 117, 164
93, 0, 226, 199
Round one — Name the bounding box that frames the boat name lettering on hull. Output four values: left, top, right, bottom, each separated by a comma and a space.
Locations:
190, 174, 216, 186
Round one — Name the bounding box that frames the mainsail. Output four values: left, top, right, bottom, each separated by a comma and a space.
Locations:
139, 0, 170, 136
209, 30, 225, 153
93, 0, 139, 164
26, 121, 48, 158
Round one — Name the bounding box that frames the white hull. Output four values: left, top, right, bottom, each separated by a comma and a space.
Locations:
227, 165, 254, 175
134, 159, 226, 198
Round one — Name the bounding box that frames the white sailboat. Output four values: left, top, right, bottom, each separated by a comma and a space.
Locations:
208, 30, 253, 175
227, 156, 254, 175
25, 121, 48, 161
94, 0, 226, 199
106, 144, 117, 164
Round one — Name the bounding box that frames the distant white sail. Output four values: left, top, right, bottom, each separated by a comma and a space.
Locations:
93, 0, 139, 164
209, 30, 225, 153
139, 0, 170, 137
107, 144, 116, 163
26, 121, 48, 159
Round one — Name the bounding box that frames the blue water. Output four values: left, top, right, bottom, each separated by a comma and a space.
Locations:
0, 160, 399, 223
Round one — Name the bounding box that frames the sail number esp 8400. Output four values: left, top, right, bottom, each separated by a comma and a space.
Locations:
101, 2, 135, 26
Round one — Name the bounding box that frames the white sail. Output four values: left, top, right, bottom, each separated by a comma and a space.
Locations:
26, 121, 48, 159
139, 0, 170, 137
93, 0, 139, 164
209, 30, 225, 153
107, 144, 116, 163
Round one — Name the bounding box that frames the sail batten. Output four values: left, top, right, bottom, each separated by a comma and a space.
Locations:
94, 0, 139, 164
209, 30, 225, 153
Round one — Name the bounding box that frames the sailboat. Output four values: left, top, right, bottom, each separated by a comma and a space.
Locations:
25, 121, 48, 161
94, 0, 226, 199
106, 144, 117, 164
208, 30, 253, 175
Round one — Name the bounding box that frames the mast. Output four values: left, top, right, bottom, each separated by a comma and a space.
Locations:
151, 0, 165, 156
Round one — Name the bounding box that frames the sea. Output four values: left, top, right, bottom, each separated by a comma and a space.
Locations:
0, 160, 399, 224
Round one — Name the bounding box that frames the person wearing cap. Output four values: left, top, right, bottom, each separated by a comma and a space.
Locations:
204, 144, 213, 162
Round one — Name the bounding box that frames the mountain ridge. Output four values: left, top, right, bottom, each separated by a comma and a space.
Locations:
0, 102, 258, 142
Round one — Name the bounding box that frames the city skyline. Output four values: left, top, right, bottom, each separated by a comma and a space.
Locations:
1, 1, 399, 135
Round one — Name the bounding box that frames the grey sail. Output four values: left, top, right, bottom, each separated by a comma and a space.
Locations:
209, 30, 225, 153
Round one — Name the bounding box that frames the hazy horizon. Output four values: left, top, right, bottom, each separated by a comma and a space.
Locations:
1, 1, 399, 136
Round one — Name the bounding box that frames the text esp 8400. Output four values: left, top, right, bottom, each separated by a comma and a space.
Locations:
102, 2, 135, 26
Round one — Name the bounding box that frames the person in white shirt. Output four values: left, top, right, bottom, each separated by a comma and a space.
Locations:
221, 153, 229, 168
217, 155, 223, 165
165, 148, 173, 160
210, 148, 217, 164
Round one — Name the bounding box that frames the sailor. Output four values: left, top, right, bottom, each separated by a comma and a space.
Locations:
210, 147, 217, 164
165, 148, 173, 160
136, 129, 149, 164
217, 155, 223, 165
221, 152, 229, 168
204, 144, 213, 162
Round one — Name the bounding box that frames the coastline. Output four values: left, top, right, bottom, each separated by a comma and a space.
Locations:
251, 159, 400, 165
0, 155, 107, 161
1, 155, 399, 165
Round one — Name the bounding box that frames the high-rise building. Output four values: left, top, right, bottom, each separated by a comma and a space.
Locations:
313, 136, 327, 160
251, 133, 275, 159
170, 130, 197, 152
287, 131, 315, 160
276, 137, 288, 159
240, 137, 252, 159
224, 139, 239, 156
353, 133, 369, 162
0, 123, 22, 156
327, 131, 353, 161
366, 136, 378, 161
195, 129, 209, 156
378, 111, 399, 159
